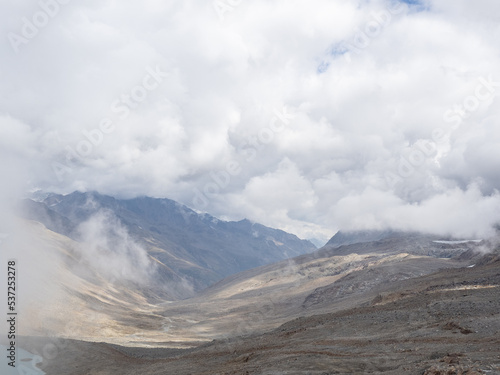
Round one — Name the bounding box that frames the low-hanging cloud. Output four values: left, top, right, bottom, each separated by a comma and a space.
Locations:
74, 209, 156, 285
333, 184, 500, 239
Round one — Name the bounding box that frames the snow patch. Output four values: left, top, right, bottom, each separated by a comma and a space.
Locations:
433, 240, 482, 244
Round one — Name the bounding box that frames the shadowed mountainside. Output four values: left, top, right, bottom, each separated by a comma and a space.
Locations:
21, 191, 316, 296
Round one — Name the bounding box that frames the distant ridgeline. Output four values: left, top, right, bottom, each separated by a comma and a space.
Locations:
20, 191, 316, 299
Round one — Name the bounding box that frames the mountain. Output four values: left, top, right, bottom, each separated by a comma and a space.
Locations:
147, 231, 484, 345
21, 191, 316, 296
323, 230, 481, 258
12, 216, 484, 347
326, 229, 401, 247
20, 199, 77, 239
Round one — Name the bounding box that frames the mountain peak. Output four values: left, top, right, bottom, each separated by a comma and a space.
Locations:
325, 229, 400, 248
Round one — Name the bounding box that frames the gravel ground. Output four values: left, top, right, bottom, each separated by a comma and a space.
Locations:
22, 256, 500, 375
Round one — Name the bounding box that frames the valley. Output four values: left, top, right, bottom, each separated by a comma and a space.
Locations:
20, 249, 500, 374
6, 192, 500, 374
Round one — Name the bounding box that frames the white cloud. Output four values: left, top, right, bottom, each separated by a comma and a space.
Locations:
2, 0, 500, 242
331, 184, 500, 238
75, 209, 156, 284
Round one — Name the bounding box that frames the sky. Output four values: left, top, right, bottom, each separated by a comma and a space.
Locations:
1, 0, 500, 244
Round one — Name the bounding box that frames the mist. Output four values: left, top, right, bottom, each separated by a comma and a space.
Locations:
74, 209, 156, 285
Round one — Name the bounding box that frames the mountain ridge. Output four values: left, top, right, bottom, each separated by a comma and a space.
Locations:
21, 191, 317, 297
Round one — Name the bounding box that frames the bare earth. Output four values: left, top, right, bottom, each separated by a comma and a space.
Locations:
22, 253, 500, 375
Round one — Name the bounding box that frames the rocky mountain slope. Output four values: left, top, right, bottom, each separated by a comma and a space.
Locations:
145, 232, 484, 346
21, 191, 316, 296
13, 220, 485, 349
21, 242, 500, 374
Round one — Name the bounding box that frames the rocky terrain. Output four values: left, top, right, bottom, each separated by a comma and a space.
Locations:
7, 195, 500, 374
149, 237, 478, 346
18, 248, 500, 374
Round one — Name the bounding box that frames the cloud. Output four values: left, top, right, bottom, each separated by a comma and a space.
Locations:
74, 209, 156, 284
331, 184, 500, 238
2, 0, 500, 242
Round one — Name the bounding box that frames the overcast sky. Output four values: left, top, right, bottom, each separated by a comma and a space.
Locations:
1, 0, 500, 244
